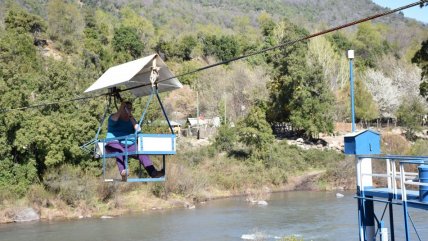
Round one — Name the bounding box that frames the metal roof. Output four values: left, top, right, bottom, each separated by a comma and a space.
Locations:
84, 54, 182, 97
344, 129, 380, 137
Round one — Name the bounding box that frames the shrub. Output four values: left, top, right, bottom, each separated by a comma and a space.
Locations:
410, 139, 428, 156
303, 149, 343, 169
267, 142, 307, 172
0, 158, 38, 199
280, 235, 304, 241
381, 133, 411, 154
43, 164, 98, 207
214, 124, 237, 152
27, 184, 51, 207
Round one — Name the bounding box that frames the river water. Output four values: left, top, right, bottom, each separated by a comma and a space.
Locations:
1, 191, 427, 241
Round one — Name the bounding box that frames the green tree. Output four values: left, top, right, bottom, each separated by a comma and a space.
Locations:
200, 34, 241, 62
266, 20, 308, 122
237, 103, 274, 152
112, 26, 144, 59
266, 19, 334, 138
4, 7, 46, 34
257, 11, 276, 37
47, 0, 84, 53
0, 24, 44, 196
328, 31, 352, 53
82, 9, 113, 71
412, 40, 428, 99
354, 22, 390, 68
289, 61, 335, 138
214, 125, 237, 152
155, 35, 198, 61
119, 7, 155, 49
177, 35, 198, 60
397, 97, 426, 140
354, 79, 379, 125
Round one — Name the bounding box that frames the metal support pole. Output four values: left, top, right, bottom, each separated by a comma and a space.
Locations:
380, 220, 388, 241
400, 163, 410, 241
348, 50, 356, 132
356, 157, 365, 241
364, 197, 375, 241
403, 201, 410, 241
162, 154, 166, 175
389, 198, 395, 241
197, 91, 200, 139
155, 89, 174, 134
357, 187, 365, 241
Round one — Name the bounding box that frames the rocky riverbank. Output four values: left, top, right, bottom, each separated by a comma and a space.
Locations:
0, 170, 334, 224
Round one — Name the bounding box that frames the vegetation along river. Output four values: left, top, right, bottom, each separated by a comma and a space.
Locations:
1, 191, 428, 241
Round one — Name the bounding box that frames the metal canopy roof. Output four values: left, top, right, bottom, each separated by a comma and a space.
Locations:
84, 54, 182, 97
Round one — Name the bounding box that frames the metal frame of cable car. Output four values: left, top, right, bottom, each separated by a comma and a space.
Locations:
99, 85, 176, 183
81, 54, 181, 183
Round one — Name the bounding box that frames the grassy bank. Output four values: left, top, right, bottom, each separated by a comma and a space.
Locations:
5, 132, 424, 223
0, 137, 349, 223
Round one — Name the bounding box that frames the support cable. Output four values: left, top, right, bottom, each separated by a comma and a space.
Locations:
408, 212, 422, 241
1, 0, 427, 113
118, 0, 428, 94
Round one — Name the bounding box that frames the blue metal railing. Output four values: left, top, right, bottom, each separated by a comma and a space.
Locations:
356, 155, 428, 241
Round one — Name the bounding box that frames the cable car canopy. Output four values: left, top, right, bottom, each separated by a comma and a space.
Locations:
84, 54, 182, 97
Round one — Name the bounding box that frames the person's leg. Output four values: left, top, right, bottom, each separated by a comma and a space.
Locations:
138, 155, 164, 177
128, 144, 164, 178
105, 142, 126, 175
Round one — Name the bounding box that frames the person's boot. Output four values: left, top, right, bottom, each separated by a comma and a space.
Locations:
145, 165, 165, 178
120, 169, 127, 182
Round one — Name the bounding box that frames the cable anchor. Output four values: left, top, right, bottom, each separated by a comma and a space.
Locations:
150, 58, 160, 87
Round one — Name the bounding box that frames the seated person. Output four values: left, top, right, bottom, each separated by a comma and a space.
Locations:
105, 101, 164, 181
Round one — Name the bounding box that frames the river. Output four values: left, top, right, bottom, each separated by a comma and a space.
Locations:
1, 191, 427, 241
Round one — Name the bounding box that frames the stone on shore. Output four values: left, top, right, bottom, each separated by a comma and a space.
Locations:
14, 208, 40, 222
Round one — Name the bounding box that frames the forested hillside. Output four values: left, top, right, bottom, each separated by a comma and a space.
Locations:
1, 0, 428, 218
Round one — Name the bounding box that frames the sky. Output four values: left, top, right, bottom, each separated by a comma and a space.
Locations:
372, 0, 428, 23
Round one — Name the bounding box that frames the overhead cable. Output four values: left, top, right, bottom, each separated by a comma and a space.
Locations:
2, 0, 427, 113
119, 0, 427, 94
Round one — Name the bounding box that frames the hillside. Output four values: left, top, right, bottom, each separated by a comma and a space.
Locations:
3, 0, 428, 54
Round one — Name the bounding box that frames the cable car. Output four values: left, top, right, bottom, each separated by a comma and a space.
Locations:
81, 54, 182, 182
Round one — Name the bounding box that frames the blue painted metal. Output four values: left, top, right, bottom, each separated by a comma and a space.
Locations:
155, 88, 174, 134
356, 155, 428, 241
136, 88, 155, 135
357, 187, 365, 241
389, 198, 395, 241
100, 85, 176, 183
408, 212, 423, 241
350, 58, 356, 132
344, 129, 381, 155
364, 197, 375, 240
364, 187, 419, 200
418, 165, 428, 202
137, 133, 176, 155
127, 177, 165, 182
403, 201, 410, 241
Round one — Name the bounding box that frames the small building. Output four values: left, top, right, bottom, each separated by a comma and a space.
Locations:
344, 129, 381, 155
187, 117, 207, 128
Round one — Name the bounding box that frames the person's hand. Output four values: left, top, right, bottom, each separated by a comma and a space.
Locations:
119, 102, 127, 114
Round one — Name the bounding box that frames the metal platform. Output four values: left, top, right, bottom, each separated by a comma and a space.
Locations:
356, 155, 428, 241
364, 187, 419, 201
